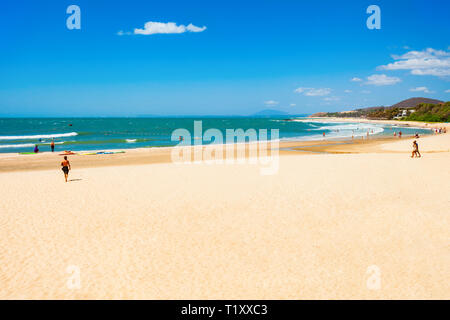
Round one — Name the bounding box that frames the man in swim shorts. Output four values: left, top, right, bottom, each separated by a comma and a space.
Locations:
61, 156, 71, 182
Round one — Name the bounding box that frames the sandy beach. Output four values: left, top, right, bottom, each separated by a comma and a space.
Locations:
0, 119, 449, 299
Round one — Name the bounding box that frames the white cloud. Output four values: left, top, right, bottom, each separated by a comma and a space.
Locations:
186, 24, 207, 32
290, 103, 296, 107
323, 96, 340, 102
409, 86, 432, 93
126, 21, 206, 35
378, 48, 450, 77
344, 89, 352, 93
351, 77, 362, 82
410, 69, 449, 76
117, 30, 132, 36
294, 87, 331, 96
264, 100, 279, 106
365, 74, 401, 86
361, 90, 371, 94
445, 89, 450, 93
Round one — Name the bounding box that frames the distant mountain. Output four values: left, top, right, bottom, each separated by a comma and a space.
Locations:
391, 97, 443, 109
252, 109, 290, 116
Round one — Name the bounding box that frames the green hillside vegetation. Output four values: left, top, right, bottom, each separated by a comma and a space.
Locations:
403, 102, 450, 122
366, 107, 402, 120
365, 102, 449, 122
309, 99, 449, 122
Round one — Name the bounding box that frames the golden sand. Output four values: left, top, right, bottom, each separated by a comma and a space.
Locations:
0, 120, 449, 299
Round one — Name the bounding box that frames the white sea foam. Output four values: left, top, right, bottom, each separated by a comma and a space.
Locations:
126, 139, 137, 143
0, 132, 78, 140
281, 121, 385, 141
0, 143, 35, 149
314, 124, 384, 134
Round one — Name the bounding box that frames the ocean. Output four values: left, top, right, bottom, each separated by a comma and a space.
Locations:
0, 117, 432, 153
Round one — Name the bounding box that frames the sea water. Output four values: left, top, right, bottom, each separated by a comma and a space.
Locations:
0, 117, 432, 153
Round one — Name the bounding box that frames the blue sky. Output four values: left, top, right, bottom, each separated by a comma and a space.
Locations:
0, 0, 449, 116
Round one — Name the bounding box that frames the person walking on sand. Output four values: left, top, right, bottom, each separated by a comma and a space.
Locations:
61, 156, 71, 182
50, 139, 55, 152
411, 140, 421, 158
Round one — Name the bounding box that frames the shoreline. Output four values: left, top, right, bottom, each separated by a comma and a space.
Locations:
300, 116, 449, 130
0, 133, 442, 173
1, 118, 445, 173
0, 117, 442, 156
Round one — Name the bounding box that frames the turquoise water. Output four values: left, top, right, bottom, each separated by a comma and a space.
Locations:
0, 117, 432, 153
